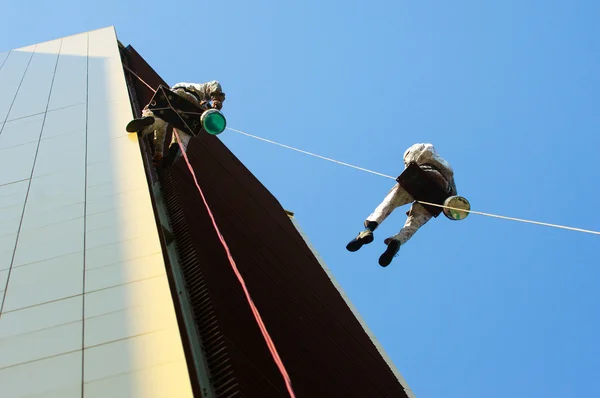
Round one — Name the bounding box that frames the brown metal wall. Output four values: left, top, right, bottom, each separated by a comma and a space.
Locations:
122, 45, 411, 398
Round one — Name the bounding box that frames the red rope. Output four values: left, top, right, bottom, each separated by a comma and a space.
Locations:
172, 130, 296, 398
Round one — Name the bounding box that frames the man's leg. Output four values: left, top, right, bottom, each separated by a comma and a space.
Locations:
346, 184, 413, 252
152, 117, 168, 163
161, 130, 192, 168
171, 130, 192, 153
365, 184, 413, 227
378, 202, 433, 267
126, 107, 156, 133
125, 107, 168, 165
168, 129, 192, 157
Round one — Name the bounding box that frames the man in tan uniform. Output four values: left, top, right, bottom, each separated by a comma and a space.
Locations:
126, 80, 225, 163
346, 143, 457, 267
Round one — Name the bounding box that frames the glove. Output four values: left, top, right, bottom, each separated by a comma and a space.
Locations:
212, 100, 223, 110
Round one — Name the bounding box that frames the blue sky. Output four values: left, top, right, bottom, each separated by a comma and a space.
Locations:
3, 1, 600, 397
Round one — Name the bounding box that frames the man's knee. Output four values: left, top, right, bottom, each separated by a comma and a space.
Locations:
405, 204, 432, 225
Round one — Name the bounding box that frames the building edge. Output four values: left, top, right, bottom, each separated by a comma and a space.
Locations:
117, 32, 415, 397
286, 211, 417, 398
118, 41, 216, 398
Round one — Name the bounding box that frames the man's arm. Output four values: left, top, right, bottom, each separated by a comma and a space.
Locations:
403, 143, 426, 167
203, 81, 225, 110
171, 82, 189, 90
184, 81, 225, 109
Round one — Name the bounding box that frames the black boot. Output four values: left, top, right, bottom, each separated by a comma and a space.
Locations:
378, 239, 400, 267
126, 116, 155, 133
346, 221, 378, 252
160, 144, 181, 169
364, 221, 378, 232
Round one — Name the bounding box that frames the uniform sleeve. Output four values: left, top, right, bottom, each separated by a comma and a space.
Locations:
183, 81, 223, 102
416, 144, 436, 164
204, 80, 223, 96
403, 143, 426, 166
171, 82, 188, 90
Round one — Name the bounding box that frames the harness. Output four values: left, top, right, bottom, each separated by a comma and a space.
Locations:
147, 85, 207, 136
396, 162, 453, 217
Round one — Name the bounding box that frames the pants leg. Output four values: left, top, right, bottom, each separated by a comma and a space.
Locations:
385, 168, 447, 245
390, 202, 433, 245
152, 120, 168, 156
365, 183, 414, 227
171, 130, 192, 153
139, 108, 168, 156
137, 108, 156, 138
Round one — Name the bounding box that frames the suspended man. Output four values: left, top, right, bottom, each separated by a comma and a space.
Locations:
346, 143, 458, 267
126, 81, 226, 163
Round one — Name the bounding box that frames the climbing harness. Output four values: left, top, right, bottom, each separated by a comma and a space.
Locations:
395, 162, 470, 219
146, 84, 227, 136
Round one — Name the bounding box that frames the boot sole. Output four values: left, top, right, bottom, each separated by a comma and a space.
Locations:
346, 234, 374, 252
378, 240, 400, 267
126, 116, 155, 133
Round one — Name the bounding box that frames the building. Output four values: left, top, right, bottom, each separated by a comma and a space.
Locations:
0, 27, 414, 397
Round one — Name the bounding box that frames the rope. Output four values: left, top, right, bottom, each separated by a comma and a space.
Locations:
123, 64, 156, 93
227, 127, 600, 237
123, 66, 296, 397
226, 128, 397, 180
418, 201, 600, 235
164, 96, 297, 398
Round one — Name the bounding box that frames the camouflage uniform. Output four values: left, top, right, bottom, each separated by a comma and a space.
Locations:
366, 143, 457, 246
138, 81, 225, 157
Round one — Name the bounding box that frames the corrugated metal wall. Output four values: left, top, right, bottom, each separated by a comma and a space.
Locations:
122, 45, 412, 398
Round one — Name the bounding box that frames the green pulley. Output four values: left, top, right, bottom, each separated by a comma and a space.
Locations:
201, 109, 227, 135
442, 196, 471, 220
